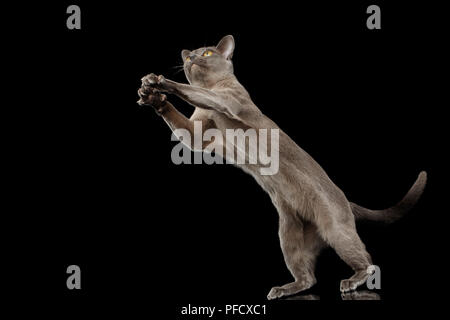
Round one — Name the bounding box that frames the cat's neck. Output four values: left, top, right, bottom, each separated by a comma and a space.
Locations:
213, 75, 238, 87
192, 74, 237, 89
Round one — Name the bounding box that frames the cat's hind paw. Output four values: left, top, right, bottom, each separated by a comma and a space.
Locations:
267, 279, 316, 300
340, 270, 370, 293
267, 286, 286, 300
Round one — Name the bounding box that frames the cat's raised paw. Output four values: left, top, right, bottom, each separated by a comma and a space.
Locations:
141, 73, 167, 91
137, 85, 167, 114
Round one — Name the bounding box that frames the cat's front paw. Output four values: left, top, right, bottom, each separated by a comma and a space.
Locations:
141, 73, 168, 92
137, 83, 168, 114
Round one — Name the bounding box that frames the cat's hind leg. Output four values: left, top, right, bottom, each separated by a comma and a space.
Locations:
267, 205, 324, 300
315, 203, 373, 293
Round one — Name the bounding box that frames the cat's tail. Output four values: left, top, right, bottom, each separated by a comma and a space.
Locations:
351, 171, 427, 223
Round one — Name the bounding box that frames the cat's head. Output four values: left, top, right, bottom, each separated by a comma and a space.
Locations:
182, 35, 235, 87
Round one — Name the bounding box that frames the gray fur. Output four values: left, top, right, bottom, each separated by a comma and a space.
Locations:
137, 35, 427, 299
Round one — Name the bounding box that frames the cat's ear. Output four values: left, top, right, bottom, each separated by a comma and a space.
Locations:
216, 35, 235, 60
181, 49, 191, 61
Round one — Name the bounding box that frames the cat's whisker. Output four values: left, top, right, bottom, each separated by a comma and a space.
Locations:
169, 64, 186, 76
172, 68, 185, 75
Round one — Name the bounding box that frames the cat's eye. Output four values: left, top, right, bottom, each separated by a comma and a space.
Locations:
202, 50, 213, 57
185, 56, 191, 62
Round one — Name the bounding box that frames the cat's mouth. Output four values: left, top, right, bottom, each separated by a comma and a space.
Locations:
188, 62, 202, 73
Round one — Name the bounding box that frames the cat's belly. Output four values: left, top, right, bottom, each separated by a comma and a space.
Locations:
204, 109, 342, 204
238, 132, 344, 208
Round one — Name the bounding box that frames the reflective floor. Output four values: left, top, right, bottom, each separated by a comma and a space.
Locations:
284, 290, 381, 301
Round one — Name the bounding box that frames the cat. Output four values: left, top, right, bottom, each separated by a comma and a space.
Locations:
137, 35, 427, 299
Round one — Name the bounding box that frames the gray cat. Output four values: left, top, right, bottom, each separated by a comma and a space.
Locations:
137, 35, 427, 299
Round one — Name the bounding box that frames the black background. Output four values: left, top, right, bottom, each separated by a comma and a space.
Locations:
5, 0, 447, 317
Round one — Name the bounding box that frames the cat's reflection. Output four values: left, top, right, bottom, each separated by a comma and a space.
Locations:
284, 294, 321, 300
284, 290, 380, 301
341, 290, 381, 300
